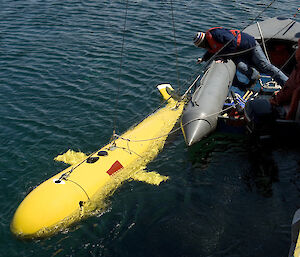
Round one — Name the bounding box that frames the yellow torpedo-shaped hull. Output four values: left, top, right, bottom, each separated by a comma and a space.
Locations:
11, 84, 184, 238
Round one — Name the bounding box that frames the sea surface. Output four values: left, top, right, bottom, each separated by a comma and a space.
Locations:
1, 0, 300, 256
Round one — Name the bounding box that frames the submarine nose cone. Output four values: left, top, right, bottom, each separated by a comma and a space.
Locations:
182, 119, 212, 146
10, 179, 85, 238
10, 201, 38, 238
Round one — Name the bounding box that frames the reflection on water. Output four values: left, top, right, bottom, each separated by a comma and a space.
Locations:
244, 139, 279, 198
188, 133, 245, 169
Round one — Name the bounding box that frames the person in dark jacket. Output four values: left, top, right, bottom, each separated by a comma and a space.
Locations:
269, 38, 300, 120
194, 27, 288, 87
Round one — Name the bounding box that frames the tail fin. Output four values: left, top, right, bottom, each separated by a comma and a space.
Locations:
157, 84, 180, 102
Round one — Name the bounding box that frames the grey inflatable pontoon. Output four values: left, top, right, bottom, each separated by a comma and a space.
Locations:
181, 60, 236, 146
244, 17, 300, 43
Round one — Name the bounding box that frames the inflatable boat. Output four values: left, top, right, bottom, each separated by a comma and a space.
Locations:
184, 17, 300, 145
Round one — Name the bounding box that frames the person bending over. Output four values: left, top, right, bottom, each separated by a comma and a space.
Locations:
194, 27, 288, 87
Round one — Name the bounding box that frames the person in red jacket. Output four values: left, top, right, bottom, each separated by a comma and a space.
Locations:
194, 27, 288, 87
269, 38, 300, 120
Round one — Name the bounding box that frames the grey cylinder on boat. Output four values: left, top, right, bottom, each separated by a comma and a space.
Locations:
181, 60, 236, 146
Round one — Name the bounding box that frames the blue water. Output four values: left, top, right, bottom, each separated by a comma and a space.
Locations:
1, 0, 299, 256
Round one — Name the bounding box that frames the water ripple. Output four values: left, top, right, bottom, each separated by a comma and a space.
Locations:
1, 1, 299, 256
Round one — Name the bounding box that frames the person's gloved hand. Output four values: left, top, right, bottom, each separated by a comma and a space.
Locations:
197, 57, 203, 64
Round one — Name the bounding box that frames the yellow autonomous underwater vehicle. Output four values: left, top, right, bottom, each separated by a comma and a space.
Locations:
11, 84, 184, 239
